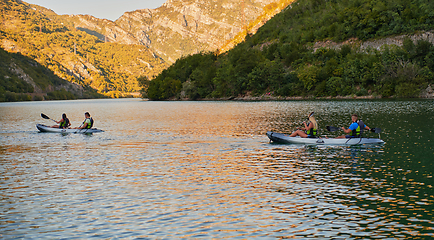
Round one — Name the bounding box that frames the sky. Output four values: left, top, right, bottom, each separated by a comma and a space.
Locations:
25, 0, 168, 21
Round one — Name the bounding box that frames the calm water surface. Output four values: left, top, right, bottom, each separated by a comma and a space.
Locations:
1, 99, 433, 239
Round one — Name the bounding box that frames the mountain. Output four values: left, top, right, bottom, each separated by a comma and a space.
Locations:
0, 0, 293, 101
0, 47, 95, 101
145, 0, 434, 100
66, 0, 294, 63
0, 0, 169, 101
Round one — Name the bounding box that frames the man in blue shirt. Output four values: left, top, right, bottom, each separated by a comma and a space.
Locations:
336, 114, 371, 138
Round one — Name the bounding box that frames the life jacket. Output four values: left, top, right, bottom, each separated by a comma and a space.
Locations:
305, 121, 318, 137
352, 120, 365, 137
59, 118, 70, 129
83, 117, 94, 129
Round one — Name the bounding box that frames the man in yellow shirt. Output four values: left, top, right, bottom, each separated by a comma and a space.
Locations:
74, 112, 93, 129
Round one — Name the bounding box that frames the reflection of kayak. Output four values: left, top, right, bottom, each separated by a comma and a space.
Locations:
266, 131, 384, 145
36, 124, 104, 133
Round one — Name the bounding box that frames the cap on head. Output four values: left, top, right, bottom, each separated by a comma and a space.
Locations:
308, 112, 314, 118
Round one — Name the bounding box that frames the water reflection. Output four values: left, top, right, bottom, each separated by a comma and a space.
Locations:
254, 143, 434, 238
0, 99, 433, 238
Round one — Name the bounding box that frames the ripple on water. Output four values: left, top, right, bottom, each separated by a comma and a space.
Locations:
1, 99, 433, 238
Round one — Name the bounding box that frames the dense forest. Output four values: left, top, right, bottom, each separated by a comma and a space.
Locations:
145, 0, 434, 100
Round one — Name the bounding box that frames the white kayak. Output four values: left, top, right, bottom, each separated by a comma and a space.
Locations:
36, 124, 104, 134
266, 131, 384, 145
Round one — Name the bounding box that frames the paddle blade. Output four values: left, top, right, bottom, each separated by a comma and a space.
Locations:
371, 128, 382, 133
41, 113, 50, 119
326, 126, 340, 132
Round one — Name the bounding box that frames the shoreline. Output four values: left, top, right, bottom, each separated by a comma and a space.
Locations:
174, 84, 434, 101
175, 95, 434, 101
3, 86, 432, 102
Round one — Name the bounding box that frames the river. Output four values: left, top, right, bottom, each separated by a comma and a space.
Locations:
1, 99, 433, 239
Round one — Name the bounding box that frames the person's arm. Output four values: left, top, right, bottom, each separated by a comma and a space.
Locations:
298, 121, 308, 130
364, 125, 370, 131
75, 120, 87, 129
342, 124, 354, 134
342, 127, 352, 134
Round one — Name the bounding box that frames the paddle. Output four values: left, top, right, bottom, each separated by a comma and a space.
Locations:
327, 125, 381, 133
41, 113, 57, 123
370, 128, 381, 133
73, 123, 85, 133
326, 126, 340, 132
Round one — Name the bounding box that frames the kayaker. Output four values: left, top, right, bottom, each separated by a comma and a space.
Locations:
74, 112, 94, 129
51, 113, 71, 129
289, 112, 318, 138
335, 114, 371, 138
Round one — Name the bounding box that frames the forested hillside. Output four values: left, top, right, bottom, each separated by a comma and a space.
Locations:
146, 0, 434, 100
0, 0, 168, 101
0, 48, 97, 101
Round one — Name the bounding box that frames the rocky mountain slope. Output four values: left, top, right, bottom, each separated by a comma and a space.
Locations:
0, 0, 168, 100
0, 46, 98, 101
67, 0, 294, 63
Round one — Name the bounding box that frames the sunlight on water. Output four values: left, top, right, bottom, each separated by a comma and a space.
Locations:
0, 99, 433, 238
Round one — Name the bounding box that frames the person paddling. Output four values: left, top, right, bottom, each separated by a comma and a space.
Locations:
335, 114, 371, 139
289, 112, 318, 138
74, 112, 94, 129
51, 113, 71, 129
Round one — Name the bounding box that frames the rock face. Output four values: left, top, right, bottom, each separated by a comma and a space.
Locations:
9, 61, 84, 96
69, 15, 140, 45
69, 0, 280, 63
9, 62, 43, 93
313, 31, 434, 52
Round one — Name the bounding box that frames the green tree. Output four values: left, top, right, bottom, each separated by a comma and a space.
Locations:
297, 64, 319, 91
137, 76, 151, 98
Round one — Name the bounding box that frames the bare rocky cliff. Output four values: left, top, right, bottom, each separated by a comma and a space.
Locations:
68, 0, 283, 63
68, 15, 140, 45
